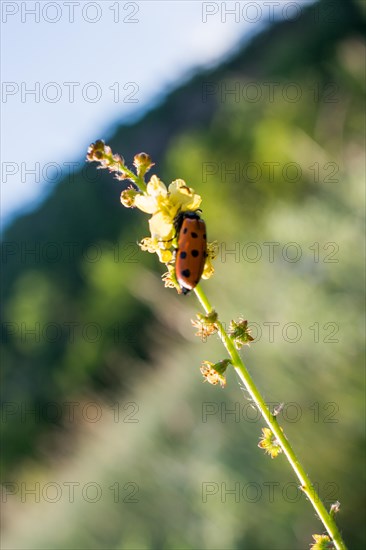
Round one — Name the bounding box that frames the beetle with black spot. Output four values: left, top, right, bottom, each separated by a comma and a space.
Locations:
174, 211, 207, 294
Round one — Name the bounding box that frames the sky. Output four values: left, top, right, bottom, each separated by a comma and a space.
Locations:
1, 0, 315, 228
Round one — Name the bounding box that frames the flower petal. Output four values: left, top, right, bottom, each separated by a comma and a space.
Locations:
149, 212, 174, 240
147, 175, 167, 197
134, 194, 158, 214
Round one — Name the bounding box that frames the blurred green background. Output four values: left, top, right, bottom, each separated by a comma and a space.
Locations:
1, 1, 365, 548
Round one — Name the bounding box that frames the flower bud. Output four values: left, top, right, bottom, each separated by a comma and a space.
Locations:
258, 427, 282, 458
200, 359, 231, 388
86, 139, 106, 162
310, 534, 332, 549
133, 152, 155, 177
229, 318, 254, 349
120, 188, 138, 208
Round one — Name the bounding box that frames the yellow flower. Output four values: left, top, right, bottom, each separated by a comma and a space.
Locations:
192, 311, 218, 340
148, 211, 175, 241
139, 237, 173, 264
310, 534, 332, 549
133, 152, 154, 177
134, 176, 202, 242
87, 141, 213, 292
258, 427, 283, 458
200, 241, 217, 281
139, 237, 159, 253
229, 318, 255, 349
200, 359, 231, 388
162, 266, 178, 289
202, 256, 215, 280
168, 179, 202, 213
156, 247, 174, 264
134, 175, 169, 214
134, 176, 203, 251
120, 187, 139, 208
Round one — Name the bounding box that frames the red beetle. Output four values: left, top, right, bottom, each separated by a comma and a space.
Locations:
174, 211, 207, 294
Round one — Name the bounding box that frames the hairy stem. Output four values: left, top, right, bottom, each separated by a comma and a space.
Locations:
194, 283, 347, 550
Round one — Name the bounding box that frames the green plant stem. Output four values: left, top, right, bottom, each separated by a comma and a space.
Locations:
194, 283, 347, 550
107, 154, 146, 191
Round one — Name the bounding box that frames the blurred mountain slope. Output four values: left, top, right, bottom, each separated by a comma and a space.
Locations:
1, 0, 365, 508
